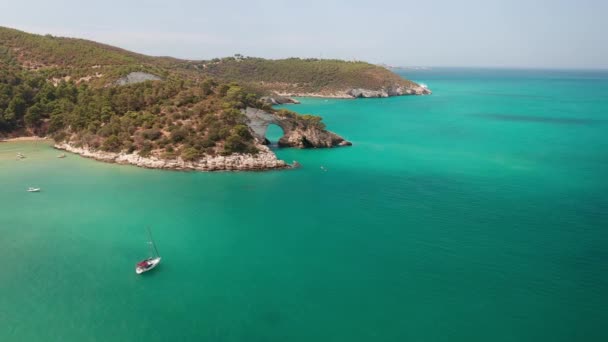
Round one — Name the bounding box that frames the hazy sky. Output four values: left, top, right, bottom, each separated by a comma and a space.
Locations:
1, 0, 606, 69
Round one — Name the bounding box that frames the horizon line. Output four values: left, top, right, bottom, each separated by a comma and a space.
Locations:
3, 25, 607, 72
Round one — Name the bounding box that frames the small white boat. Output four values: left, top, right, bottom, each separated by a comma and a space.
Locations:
57, 154, 66, 159
136, 227, 162, 275
27, 187, 41, 192
16, 153, 25, 159
136, 257, 162, 274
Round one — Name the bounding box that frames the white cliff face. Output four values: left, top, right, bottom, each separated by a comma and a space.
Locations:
260, 96, 301, 105
275, 84, 431, 100
114, 72, 162, 86
54, 142, 288, 171
347, 84, 431, 97
243, 108, 281, 142
242, 108, 352, 148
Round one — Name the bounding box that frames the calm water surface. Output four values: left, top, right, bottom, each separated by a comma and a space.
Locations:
1, 68, 607, 341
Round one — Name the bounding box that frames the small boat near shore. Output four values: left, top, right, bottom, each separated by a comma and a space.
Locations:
57, 153, 66, 158
16, 153, 25, 159
136, 227, 162, 275
27, 187, 41, 192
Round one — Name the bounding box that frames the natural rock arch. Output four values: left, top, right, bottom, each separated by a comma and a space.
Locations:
265, 123, 285, 144
243, 108, 293, 144
243, 108, 352, 148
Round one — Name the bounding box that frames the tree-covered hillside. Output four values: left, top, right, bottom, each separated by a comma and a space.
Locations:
0, 44, 270, 158
193, 56, 419, 94
0, 27, 177, 88
0, 26, 422, 162
0, 27, 425, 95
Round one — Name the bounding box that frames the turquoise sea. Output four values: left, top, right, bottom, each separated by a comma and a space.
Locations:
1, 68, 607, 341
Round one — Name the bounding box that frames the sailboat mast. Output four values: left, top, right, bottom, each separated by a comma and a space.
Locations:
147, 226, 160, 257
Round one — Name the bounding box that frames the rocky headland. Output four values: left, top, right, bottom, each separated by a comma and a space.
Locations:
54, 142, 289, 171
1, 27, 421, 173
52, 107, 351, 172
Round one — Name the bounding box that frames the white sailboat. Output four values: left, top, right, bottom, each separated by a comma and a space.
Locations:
135, 227, 161, 274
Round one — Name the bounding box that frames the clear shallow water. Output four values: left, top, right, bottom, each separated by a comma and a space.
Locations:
1, 68, 607, 341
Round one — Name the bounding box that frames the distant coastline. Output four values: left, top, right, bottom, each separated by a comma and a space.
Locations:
261, 85, 431, 105
274, 84, 431, 100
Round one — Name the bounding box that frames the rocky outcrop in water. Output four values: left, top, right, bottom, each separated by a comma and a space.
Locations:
277, 125, 351, 148
243, 108, 352, 148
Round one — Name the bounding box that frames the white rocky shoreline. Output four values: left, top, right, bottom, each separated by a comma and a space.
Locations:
261, 85, 431, 105
276, 84, 432, 99
54, 142, 290, 172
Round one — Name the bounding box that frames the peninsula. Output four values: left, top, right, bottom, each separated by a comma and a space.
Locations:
0, 27, 429, 171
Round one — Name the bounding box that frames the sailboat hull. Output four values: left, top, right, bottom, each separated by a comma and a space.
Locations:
135, 257, 161, 274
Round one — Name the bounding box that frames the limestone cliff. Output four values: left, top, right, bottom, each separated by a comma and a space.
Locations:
243, 108, 352, 148
273, 83, 431, 101
114, 72, 162, 86
348, 83, 431, 97
260, 96, 301, 105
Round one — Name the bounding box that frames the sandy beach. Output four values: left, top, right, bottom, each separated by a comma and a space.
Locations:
0, 136, 49, 142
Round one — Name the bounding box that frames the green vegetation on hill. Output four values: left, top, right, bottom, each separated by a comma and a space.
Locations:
190, 56, 417, 94
0, 26, 420, 95
0, 42, 267, 157
0, 27, 143, 67
0, 27, 175, 87
0, 26, 420, 159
